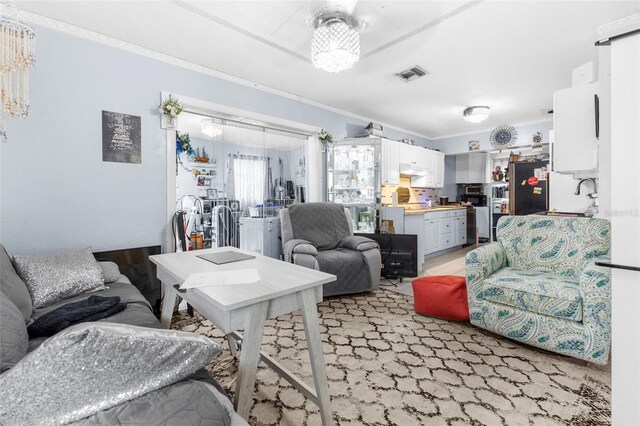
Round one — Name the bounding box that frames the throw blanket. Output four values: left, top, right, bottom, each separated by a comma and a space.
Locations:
28, 296, 126, 338
288, 203, 350, 250
316, 249, 371, 297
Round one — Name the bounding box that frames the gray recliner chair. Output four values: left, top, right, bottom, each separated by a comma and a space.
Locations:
280, 202, 381, 297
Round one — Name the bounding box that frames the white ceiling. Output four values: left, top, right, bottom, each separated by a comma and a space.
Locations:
19, 1, 640, 138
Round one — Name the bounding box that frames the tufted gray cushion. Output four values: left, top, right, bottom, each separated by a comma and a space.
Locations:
0, 291, 28, 372
12, 247, 105, 309
0, 323, 222, 425
99, 261, 121, 284
0, 244, 33, 322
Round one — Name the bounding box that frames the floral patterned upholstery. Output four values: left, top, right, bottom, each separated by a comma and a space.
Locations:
466, 216, 611, 364
482, 268, 583, 322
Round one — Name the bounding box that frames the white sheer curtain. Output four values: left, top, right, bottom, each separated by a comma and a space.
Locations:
233, 156, 266, 213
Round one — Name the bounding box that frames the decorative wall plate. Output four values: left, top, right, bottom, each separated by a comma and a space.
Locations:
489, 125, 518, 150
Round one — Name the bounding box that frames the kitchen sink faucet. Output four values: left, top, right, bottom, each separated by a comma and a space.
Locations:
575, 178, 599, 216
575, 177, 597, 196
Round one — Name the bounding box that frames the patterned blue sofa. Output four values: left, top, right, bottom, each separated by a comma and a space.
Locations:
465, 216, 611, 364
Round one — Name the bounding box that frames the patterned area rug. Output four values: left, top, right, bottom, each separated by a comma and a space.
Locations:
172, 289, 610, 426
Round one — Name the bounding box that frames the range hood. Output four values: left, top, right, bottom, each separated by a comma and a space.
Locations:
399, 163, 433, 188
399, 163, 428, 176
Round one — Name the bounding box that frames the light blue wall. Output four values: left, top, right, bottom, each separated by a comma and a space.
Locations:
431, 121, 554, 155
0, 26, 429, 255
432, 121, 554, 201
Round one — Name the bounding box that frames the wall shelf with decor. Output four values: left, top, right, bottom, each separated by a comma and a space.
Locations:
188, 163, 216, 169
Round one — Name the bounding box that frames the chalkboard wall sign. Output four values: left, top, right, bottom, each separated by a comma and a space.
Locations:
102, 110, 141, 164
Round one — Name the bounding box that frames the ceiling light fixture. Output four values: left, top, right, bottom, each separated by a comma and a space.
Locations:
311, 11, 360, 73
201, 118, 222, 138
0, 1, 36, 140
463, 106, 490, 124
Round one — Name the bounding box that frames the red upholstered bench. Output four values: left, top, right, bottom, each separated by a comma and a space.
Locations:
412, 275, 469, 321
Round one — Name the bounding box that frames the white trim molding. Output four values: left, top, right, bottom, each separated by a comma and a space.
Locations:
430, 117, 553, 141
597, 13, 640, 41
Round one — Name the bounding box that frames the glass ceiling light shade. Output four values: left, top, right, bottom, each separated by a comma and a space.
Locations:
0, 1, 35, 121
311, 14, 360, 73
463, 106, 490, 123
201, 118, 222, 138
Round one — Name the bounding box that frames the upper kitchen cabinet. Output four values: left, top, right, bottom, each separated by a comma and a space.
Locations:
455, 152, 490, 184
552, 82, 599, 175
432, 151, 445, 188
380, 139, 400, 185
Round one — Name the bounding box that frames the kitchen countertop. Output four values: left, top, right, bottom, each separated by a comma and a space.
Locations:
401, 206, 469, 215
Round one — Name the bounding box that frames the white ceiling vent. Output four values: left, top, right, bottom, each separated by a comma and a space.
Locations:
395, 66, 429, 82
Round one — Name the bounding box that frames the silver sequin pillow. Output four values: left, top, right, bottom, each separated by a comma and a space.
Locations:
12, 247, 105, 309
0, 323, 222, 425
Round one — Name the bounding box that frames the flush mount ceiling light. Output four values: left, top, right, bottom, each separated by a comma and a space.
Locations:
311, 10, 360, 73
463, 106, 490, 124
200, 118, 222, 138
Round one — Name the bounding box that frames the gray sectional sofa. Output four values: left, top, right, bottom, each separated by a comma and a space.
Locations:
0, 244, 246, 425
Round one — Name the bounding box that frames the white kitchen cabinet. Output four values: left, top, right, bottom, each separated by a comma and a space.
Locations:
455, 152, 490, 184
380, 139, 400, 185
552, 82, 599, 175
433, 151, 445, 188
423, 209, 467, 256
424, 219, 441, 254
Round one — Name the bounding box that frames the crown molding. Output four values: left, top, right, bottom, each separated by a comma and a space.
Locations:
597, 13, 640, 41
430, 117, 553, 141
21, 11, 435, 142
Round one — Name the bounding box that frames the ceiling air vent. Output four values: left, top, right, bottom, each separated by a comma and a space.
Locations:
395, 66, 429, 82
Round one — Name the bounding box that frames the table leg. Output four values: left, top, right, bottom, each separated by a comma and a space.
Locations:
160, 281, 179, 329
234, 300, 269, 419
297, 288, 333, 426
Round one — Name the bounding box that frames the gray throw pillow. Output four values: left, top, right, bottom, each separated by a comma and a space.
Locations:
0, 291, 28, 372
0, 244, 33, 321
99, 261, 121, 284
12, 247, 105, 309
0, 323, 222, 425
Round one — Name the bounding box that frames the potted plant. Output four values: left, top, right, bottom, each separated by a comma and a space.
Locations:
319, 129, 334, 151
160, 95, 183, 128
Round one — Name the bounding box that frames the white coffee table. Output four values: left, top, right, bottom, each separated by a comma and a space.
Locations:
150, 247, 336, 425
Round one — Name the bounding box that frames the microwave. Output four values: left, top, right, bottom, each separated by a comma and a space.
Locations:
464, 185, 484, 195
462, 194, 487, 206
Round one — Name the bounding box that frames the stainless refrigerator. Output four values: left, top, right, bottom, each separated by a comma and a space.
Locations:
508, 160, 549, 215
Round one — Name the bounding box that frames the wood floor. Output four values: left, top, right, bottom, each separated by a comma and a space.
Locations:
420, 244, 483, 277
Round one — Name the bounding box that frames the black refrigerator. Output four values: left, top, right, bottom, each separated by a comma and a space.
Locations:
508, 160, 549, 215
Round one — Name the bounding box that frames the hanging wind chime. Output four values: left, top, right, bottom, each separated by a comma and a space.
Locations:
0, 1, 35, 142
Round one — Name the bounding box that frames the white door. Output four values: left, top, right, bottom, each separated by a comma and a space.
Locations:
440, 218, 453, 249
424, 219, 441, 254
381, 139, 400, 185
610, 32, 640, 426
455, 154, 469, 183
434, 152, 445, 188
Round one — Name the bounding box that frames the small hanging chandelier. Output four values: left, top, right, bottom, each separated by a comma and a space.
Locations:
0, 1, 35, 138
201, 118, 222, 138
311, 10, 360, 73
